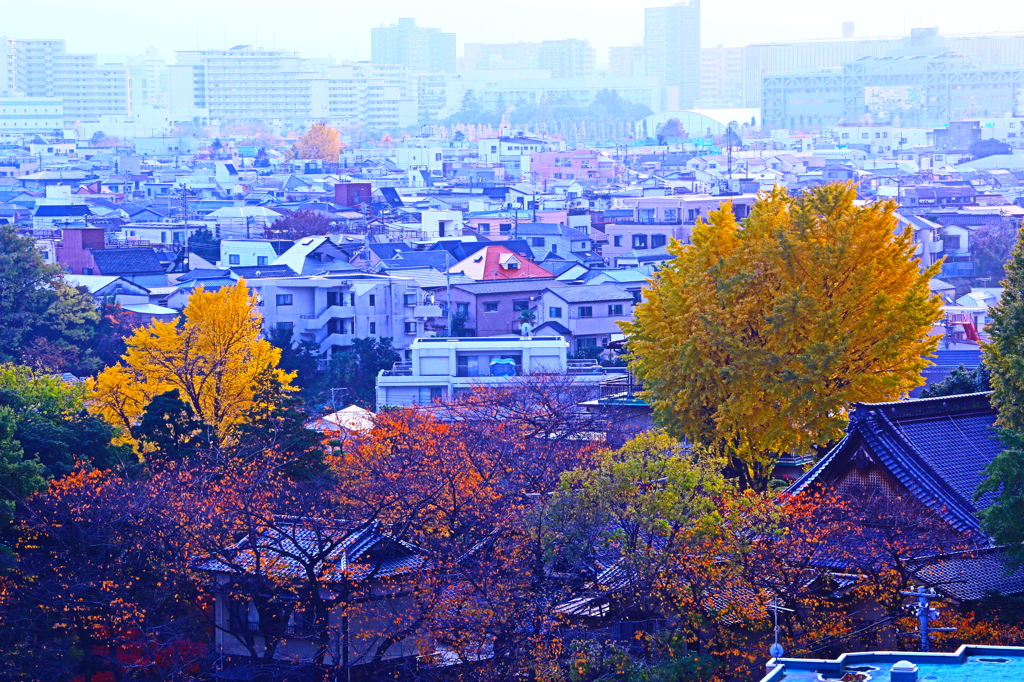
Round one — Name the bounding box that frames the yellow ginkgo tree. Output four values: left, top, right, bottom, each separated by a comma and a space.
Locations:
623, 184, 943, 488
88, 281, 294, 450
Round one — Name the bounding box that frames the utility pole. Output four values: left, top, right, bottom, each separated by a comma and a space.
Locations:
899, 586, 955, 652
445, 251, 453, 337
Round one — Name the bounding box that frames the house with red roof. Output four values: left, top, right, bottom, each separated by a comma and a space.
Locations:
447, 244, 554, 281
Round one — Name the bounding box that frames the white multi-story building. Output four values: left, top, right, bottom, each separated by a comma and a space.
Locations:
326, 62, 417, 130
248, 273, 443, 355
375, 335, 606, 407
831, 125, 932, 154
477, 133, 565, 179
170, 46, 328, 124
0, 96, 63, 134
13, 39, 129, 122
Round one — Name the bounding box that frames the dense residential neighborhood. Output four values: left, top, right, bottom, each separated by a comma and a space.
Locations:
4, 2, 1024, 682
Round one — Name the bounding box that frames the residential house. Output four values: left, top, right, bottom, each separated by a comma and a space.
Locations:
530, 149, 620, 185
217, 239, 294, 268
273, 237, 360, 276
248, 273, 442, 355
64, 274, 150, 306
448, 278, 562, 337
196, 518, 428, 672
448, 245, 554, 281
489, 223, 596, 264
375, 335, 606, 407
602, 194, 757, 263
534, 284, 635, 353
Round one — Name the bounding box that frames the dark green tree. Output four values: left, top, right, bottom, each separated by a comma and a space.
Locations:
0, 363, 130, 480
187, 226, 220, 263
0, 225, 102, 374
920, 363, 991, 398
970, 138, 1012, 159
132, 389, 210, 462
978, 228, 1024, 563
322, 337, 401, 409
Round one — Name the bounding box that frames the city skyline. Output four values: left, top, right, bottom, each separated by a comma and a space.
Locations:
1, 0, 1022, 65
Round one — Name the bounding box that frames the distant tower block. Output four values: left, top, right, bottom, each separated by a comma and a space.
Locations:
843, 22, 855, 38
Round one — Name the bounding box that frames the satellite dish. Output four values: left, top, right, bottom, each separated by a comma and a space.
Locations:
769, 643, 784, 659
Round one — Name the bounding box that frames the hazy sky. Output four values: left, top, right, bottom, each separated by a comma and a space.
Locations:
1, 0, 1022, 63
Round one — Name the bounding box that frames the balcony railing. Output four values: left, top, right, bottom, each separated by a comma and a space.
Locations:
382, 361, 413, 377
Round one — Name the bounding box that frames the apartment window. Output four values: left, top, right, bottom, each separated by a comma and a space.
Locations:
638, 208, 655, 223
327, 291, 341, 306
841, 132, 850, 139
478, 222, 491, 231
651, 234, 667, 248
404, 321, 417, 335
861, 133, 869, 139
368, 294, 376, 307
369, 322, 376, 334
687, 208, 700, 221
257, 256, 268, 265
275, 294, 293, 306
161, 232, 167, 243
404, 293, 417, 306
227, 253, 241, 265
513, 299, 529, 311
483, 301, 499, 312
664, 208, 678, 222
532, 237, 545, 247
613, 235, 622, 247
632, 234, 648, 249
943, 235, 962, 251
549, 306, 563, 318
609, 304, 624, 316
577, 306, 593, 318
577, 337, 598, 349
499, 223, 512, 234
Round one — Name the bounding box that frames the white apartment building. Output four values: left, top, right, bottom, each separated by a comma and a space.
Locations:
170, 46, 328, 124
0, 97, 64, 134
375, 335, 605, 407
326, 62, 417, 130
477, 133, 565, 179
831, 125, 932, 154
13, 39, 129, 122
248, 273, 443, 355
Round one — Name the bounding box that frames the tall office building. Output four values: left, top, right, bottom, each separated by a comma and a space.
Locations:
645, 0, 701, 110
371, 18, 456, 73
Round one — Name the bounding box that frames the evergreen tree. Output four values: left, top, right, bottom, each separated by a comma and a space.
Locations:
977, 226, 1024, 561
920, 363, 991, 398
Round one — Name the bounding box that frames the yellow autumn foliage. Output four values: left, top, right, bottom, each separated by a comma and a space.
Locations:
623, 183, 943, 486
88, 281, 294, 449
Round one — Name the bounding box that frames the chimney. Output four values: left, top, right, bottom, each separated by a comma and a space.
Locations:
843, 22, 855, 38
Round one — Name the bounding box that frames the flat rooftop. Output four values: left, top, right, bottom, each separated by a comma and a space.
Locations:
762, 646, 1024, 682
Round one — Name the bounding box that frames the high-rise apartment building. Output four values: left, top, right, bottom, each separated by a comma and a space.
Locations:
645, 0, 701, 110
609, 46, 645, 78
371, 18, 456, 73
700, 45, 743, 108
538, 39, 596, 79
127, 48, 168, 109
462, 43, 540, 71
12, 39, 129, 122
170, 46, 328, 123
327, 62, 418, 130
0, 38, 19, 96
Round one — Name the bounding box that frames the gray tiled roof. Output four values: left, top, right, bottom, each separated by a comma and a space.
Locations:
92, 247, 165, 275
544, 283, 633, 303
789, 392, 1001, 535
